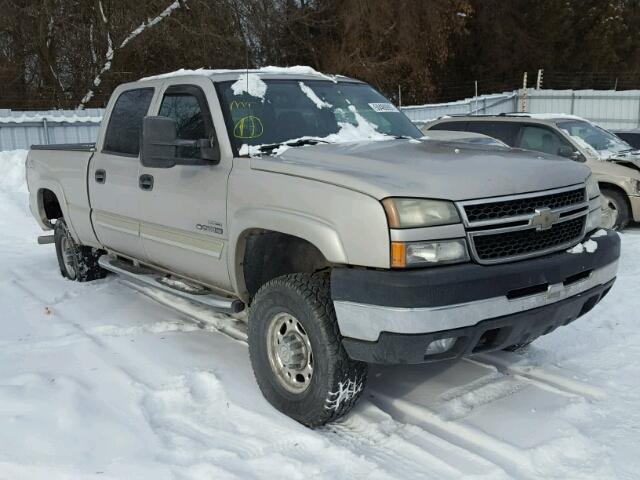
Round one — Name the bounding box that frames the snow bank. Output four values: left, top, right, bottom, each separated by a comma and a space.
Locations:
0, 150, 28, 194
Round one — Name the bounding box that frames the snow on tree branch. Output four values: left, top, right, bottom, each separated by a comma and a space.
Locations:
78, 0, 186, 109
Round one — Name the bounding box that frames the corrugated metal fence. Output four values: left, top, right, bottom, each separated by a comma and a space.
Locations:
401, 92, 519, 122
0, 109, 104, 151
401, 89, 640, 130
1, 90, 640, 151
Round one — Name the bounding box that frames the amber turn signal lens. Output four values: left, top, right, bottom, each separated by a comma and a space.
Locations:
391, 242, 406, 268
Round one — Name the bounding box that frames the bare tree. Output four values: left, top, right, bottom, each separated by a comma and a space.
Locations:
78, 0, 187, 108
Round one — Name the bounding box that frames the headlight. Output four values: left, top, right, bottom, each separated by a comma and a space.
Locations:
382, 198, 460, 228
586, 175, 600, 199
391, 239, 469, 268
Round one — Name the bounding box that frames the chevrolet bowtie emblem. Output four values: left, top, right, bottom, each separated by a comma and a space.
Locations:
530, 207, 560, 231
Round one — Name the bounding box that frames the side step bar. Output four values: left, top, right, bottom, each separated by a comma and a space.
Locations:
98, 256, 244, 314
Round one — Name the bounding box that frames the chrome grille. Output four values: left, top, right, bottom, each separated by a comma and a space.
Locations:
458, 185, 589, 264
472, 217, 585, 262
464, 187, 586, 223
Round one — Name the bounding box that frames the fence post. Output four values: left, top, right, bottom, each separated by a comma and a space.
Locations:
519, 72, 528, 112
43, 118, 50, 145
570, 93, 575, 115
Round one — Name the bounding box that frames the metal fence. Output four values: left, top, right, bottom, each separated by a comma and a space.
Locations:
401, 92, 519, 122
401, 89, 640, 130
0, 109, 104, 151
1, 89, 640, 151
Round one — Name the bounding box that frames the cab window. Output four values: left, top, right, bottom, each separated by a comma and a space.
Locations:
159, 85, 214, 157
103, 88, 154, 156
466, 122, 519, 146
429, 121, 468, 132
518, 125, 571, 155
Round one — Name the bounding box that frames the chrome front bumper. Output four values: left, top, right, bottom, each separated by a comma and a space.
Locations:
334, 260, 618, 342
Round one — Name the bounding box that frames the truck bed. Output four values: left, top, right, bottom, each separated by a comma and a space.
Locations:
26, 146, 98, 247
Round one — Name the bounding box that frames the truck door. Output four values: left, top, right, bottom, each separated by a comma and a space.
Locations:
88, 87, 155, 260
138, 78, 233, 290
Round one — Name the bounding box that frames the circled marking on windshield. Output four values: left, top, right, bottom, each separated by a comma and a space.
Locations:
234, 116, 264, 139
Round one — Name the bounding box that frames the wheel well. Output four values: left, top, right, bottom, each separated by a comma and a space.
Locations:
240, 230, 331, 301
40, 189, 63, 221
599, 182, 631, 210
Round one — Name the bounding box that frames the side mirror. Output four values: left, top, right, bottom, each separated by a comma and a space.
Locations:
141, 116, 179, 168
141, 116, 221, 168
557, 146, 574, 158
557, 145, 586, 162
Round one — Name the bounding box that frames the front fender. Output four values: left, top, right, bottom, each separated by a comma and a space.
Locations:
228, 207, 349, 294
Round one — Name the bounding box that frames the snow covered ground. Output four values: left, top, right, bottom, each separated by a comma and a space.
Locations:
1, 149, 639, 479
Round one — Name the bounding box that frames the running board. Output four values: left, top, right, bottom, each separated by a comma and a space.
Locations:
98, 256, 244, 314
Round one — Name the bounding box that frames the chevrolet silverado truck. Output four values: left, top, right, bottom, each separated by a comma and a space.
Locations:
26, 68, 620, 427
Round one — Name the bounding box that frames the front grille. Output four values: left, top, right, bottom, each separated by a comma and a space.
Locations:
464, 188, 586, 223
472, 216, 585, 262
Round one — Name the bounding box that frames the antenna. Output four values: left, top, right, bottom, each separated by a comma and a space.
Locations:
246, 43, 250, 92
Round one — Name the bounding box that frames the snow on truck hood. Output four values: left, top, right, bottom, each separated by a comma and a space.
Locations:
250, 139, 592, 201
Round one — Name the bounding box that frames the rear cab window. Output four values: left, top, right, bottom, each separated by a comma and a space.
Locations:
429, 121, 469, 132
465, 122, 520, 146
103, 88, 154, 156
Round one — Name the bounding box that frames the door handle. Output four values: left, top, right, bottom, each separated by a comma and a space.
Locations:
95, 169, 106, 184
139, 174, 154, 191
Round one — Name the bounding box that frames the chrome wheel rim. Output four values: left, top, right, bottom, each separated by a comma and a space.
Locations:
601, 195, 618, 230
266, 312, 314, 394
60, 235, 76, 278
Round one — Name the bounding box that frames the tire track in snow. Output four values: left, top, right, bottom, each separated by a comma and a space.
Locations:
322, 400, 511, 479
367, 391, 542, 480
469, 354, 607, 401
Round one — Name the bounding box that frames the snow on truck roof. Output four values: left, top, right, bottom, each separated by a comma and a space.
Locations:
140, 66, 355, 83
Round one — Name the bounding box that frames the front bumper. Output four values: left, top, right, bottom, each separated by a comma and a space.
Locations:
331, 230, 620, 364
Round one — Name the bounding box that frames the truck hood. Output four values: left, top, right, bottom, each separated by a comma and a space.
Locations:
250, 139, 591, 201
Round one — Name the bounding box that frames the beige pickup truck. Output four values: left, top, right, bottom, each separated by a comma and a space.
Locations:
424, 114, 640, 230
26, 69, 620, 427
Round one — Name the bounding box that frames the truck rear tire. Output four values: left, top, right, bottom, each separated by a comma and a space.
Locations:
248, 272, 367, 427
54, 219, 107, 282
601, 188, 630, 230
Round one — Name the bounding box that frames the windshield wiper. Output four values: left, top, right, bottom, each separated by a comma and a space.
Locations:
259, 138, 330, 154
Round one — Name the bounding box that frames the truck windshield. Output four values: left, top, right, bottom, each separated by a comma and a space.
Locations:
557, 120, 633, 156
217, 78, 422, 155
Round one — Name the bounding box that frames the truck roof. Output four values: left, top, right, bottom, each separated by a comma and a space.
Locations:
432, 113, 588, 124
139, 66, 359, 84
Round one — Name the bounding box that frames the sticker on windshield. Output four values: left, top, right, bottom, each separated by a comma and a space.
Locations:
368, 102, 399, 113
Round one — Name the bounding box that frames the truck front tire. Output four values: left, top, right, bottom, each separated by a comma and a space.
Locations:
54, 219, 107, 282
248, 273, 367, 427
